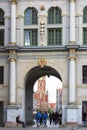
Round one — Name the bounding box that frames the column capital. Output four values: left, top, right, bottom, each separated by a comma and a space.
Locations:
10, 0, 17, 4
8, 50, 17, 61
69, 0, 76, 3
69, 49, 75, 54
69, 41, 76, 44
68, 56, 77, 60
10, 42, 16, 45
68, 49, 77, 60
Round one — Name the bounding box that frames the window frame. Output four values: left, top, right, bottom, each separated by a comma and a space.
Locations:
0, 29, 4, 46
48, 6, 62, 24
47, 28, 62, 46
0, 8, 4, 25
83, 6, 87, 23
0, 66, 4, 84
82, 65, 87, 84
24, 29, 38, 46
24, 7, 38, 25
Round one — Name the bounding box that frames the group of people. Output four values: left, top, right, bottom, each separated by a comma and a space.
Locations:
35, 110, 62, 127
49, 111, 62, 125
15, 111, 62, 128
35, 110, 48, 127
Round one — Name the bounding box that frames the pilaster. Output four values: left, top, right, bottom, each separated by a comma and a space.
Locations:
69, 0, 76, 43
8, 50, 17, 105
10, 0, 17, 45
68, 49, 76, 104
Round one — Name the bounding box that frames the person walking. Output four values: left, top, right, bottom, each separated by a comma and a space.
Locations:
42, 111, 48, 127
16, 115, 26, 128
35, 110, 42, 127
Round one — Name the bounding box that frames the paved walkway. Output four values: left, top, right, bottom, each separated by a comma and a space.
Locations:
0, 125, 87, 130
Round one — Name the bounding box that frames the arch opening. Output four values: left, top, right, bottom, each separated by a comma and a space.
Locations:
25, 65, 62, 125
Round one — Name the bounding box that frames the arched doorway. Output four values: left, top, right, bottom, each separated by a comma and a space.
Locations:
25, 65, 62, 125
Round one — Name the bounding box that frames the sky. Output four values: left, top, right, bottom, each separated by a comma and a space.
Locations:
34, 76, 62, 103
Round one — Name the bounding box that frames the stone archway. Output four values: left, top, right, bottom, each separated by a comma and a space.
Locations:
25, 65, 62, 125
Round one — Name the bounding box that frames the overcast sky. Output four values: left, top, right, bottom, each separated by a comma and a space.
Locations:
34, 76, 62, 103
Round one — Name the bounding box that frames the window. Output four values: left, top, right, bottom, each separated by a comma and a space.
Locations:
0, 9, 4, 25
48, 7, 62, 24
0, 29, 4, 46
83, 6, 87, 23
24, 29, 38, 46
0, 66, 4, 84
83, 65, 87, 84
24, 7, 38, 25
47, 7, 62, 46
48, 28, 62, 45
83, 28, 87, 45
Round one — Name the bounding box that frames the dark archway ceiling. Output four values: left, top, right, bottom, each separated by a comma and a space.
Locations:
25, 66, 62, 87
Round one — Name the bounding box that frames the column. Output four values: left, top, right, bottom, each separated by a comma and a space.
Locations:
68, 49, 76, 103
70, 0, 75, 43
10, 0, 17, 44
9, 58, 16, 104
9, 0, 17, 104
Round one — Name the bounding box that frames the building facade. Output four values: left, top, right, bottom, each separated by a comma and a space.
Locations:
0, 0, 87, 126
33, 76, 48, 111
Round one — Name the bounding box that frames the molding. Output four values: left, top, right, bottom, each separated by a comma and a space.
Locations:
1, 45, 87, 53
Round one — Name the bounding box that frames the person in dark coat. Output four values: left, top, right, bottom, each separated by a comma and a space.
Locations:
16, 115, 26, 127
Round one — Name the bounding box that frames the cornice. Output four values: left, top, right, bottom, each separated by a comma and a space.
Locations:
1, 45, 87, 53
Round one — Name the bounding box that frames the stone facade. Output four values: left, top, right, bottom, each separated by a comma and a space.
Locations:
0, 0, 87, 126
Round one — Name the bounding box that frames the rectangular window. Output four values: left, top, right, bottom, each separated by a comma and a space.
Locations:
83, 28, 87, 45
0, 66, 4, 84
24, 29, 38, 46
48, 28, 62, 45
0, 29, 4, 46
83, 65, 87, 84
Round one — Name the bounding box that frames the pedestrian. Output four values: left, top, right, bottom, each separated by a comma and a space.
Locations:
42, 111, 48, 127
35, 110, 42, 127
16, 115, 26, 128
49, 112, 53, 125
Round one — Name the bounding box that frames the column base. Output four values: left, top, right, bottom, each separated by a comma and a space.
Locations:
5, 105, 19, 127
66, 105, 78, 124
5, 122, 17, 128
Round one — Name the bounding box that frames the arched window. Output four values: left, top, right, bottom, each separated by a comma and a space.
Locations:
47, 7, 62, 46
48, 7, 62, 24
24, 7, 38, 25
83, 6, 87, 23
0, 8, 4, 25
24, 7, 38, 46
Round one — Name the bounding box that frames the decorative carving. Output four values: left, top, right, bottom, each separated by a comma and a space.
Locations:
70, 0, 75, 3
53, 0, 56, 7
38, 58, 47, 67
8, 50, 17, 61
69, 49, 75, 54
10, 0, 17, 4
68, 56, 77, 60
40, 4, 45, 11
68, 49, 77, 60
40, 19, 45, 45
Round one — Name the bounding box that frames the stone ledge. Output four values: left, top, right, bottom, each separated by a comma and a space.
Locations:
5, 122, 17, 128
